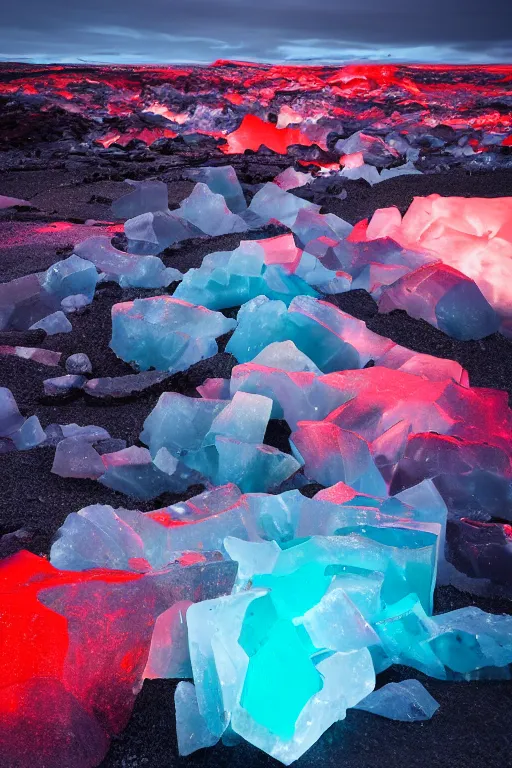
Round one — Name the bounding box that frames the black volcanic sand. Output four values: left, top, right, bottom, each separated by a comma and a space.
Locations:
1, 165, 512, 768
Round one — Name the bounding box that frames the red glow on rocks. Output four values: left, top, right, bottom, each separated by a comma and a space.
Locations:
221, 114, 314, 155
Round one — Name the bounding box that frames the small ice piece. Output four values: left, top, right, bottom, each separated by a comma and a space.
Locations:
43, 375, 86, 396
179, 183, 248, 236
377, 161, 422, 182
274, 167, 313, 191
65, 353, 92, 374
247, 183, 320, 228
52, 437, 105, 479
336, 132, 400, 167
124, 211, 198, 256
110, 297, 236, 373
251, 341, 322, 374
0, 387, 25, 436
354, 679, 439, 721
175, 682, 220, 756
10, 415, 46, 450
145, 601, 194, 679
0, 346, 62, 366
43, 255, 98, 302
61, 294, 90, 313
30, 311, 72, 335
184, 166, 247, 213
340, 164, 381, 185
112, 180, 169, 218
84, 371, 170, 398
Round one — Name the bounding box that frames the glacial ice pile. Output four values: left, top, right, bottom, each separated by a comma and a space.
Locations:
226, 294, 445, 373
140, 391, 302, 492
110, 296, 236, 372
173, 237, 319, 310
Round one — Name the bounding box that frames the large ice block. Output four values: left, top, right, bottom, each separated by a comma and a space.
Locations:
110, 297, 236, 372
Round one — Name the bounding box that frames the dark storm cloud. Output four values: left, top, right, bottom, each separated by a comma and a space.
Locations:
1, 0, 511, 63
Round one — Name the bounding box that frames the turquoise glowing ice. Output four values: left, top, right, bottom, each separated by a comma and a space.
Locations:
173, 240, 317, 310
42, 254, 98, 302
226, 294, 403, 372
140, 391, 301, 492
110, 296, 236, 372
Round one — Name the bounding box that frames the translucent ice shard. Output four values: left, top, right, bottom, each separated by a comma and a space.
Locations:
291, 421, 388, 496
112, 179, 169, 218
274, 167, 313, 191
184, 166, 247, 213
42, 255, 98, 303
52, 437, 105, 479
354, 679, 439, 721
247, 183, 320, 228
110, 297, 236, 372
98, 445, 185, 500
175, 682, 220, 755
379, 263, 500, 340
29, 311, 72, 335
74, 236, 182, 287
226, 295, 406, 373
124, 210, 196, 255
0, 387, 27, 437
336, 132, 400, 167
179, 183, 248, 236
10, 415, 46, 450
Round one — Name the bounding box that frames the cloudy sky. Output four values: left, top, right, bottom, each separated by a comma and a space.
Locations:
1, 0, 511, 64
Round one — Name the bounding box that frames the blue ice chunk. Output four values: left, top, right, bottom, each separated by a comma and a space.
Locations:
29, 310, 72, 335
226, 295, 395, 373
179, 183, 248, 236
42, 255, 98, 302
110, 296, 236, 372
174, 240, 317, 310
0, 387, 25, 436
10, 415, 46, 450
124, 211, 197, 255
141, 391, 301, 492
51, 437, 105, 480
247, 183, 320, 228
354, 679, 439, 721
61, 424, 110, 442
112, 180, 169, 218
175, 682, 221, 756
184, 166, 247, 214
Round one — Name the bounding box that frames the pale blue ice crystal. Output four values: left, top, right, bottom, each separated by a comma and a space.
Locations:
110, 296, 236, 372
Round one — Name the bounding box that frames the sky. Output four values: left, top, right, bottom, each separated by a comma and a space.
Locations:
1, 0, 511, 64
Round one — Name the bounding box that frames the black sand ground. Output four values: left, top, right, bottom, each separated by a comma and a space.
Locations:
1, 163, 512, 768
